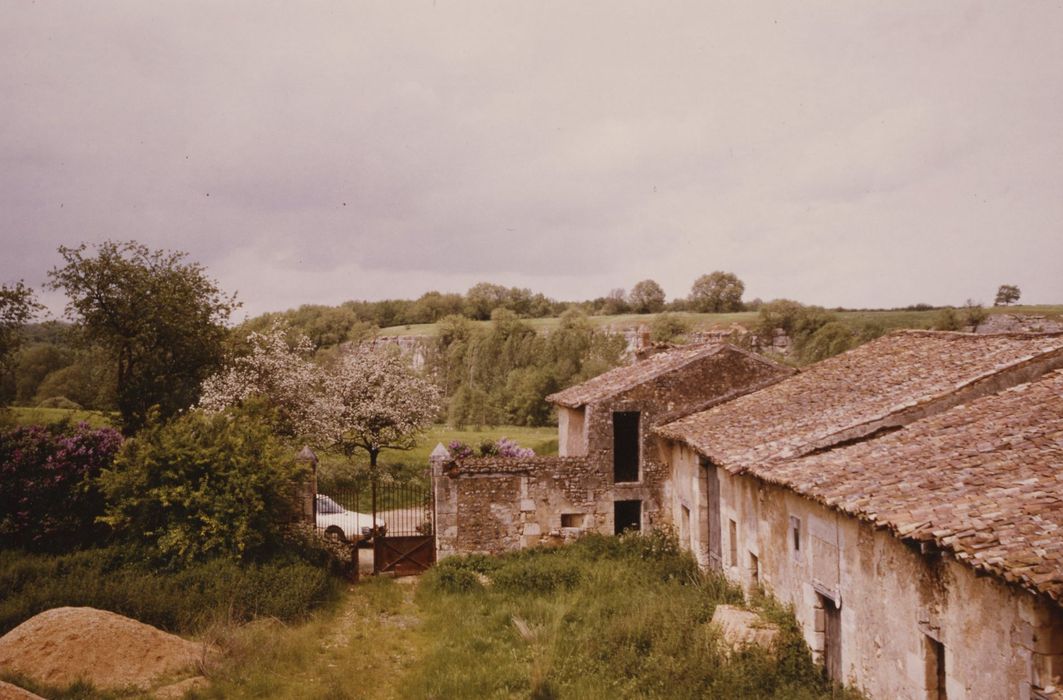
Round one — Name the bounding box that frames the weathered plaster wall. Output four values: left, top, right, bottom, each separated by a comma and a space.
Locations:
667, 443, 1062, 699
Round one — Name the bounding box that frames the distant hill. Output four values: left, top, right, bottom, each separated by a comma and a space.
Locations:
375, 305, 1063, 339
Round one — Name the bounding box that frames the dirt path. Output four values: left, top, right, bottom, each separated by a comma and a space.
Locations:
334, 576, 426, 700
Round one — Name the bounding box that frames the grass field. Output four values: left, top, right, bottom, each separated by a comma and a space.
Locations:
377, 305, 1063, 338
315, 424, 558, 494
4, 406, 117, 429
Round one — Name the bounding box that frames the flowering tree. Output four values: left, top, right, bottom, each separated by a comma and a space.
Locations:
199, 326, 336, 444
329, 346, 441, 468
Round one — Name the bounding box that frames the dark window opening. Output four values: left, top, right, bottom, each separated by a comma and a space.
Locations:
612, 411, 640, 482
614, 500, 641, 535
790, 515, 802, 560
924, 636, 947, 700
561, 513, 586, 528
749, 552, 760, 586
728, 519, 738, 567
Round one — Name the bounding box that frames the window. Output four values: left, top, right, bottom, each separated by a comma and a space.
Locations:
614, 500, 641, 534
728, 519, 738, 567
749, 552, 759, 586
561, 513, 586, 528
680, 505, 691, 549
924, 636, 946, 700
612, 412, 640, 482
790, 515, 802, 561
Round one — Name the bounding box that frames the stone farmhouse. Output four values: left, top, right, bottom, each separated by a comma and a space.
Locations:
432, 343, 791, 555
656, 330, 1063, 699
431, 329, 1063, 699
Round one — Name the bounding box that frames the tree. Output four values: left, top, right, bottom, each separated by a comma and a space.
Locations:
327, 346, 441, 468
0, 281, 42, 404
601, 288, 630, 315
464, 282, 509, 320
47, 241, 238, 434
994, 284, 1021, 307
199, 325, 335, 443
629, 279, 666, 314
688, 271, 745, 313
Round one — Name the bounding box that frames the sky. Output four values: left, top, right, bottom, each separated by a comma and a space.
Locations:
2, 1, 1062, 321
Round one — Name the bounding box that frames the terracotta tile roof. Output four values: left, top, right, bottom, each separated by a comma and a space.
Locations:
656, 331, 1063, 471
547, 342, 785, 408
765, 369, 1063, 602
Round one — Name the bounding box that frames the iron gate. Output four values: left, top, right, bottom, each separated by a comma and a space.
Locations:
315, 477, 435, 577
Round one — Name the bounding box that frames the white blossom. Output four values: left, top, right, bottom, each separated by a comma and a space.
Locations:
199, 325, 338, 443
327, 345, 442, 466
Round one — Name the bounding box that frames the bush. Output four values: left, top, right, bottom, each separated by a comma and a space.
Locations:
99, 406, 309, 566
0, 422, 122, 552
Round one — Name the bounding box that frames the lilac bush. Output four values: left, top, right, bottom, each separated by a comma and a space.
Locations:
447, 437, 535, 460
0, 422, 122, 551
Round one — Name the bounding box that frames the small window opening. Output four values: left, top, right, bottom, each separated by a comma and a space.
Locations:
614, 500, 641, 535
790, 515, 802, 560
749, 552, 759, 586
612, 411, 640, 482
728, 519, 738, 567
561, 513, 586, 528
924, 635, 947, 700
680, 505, 691, 548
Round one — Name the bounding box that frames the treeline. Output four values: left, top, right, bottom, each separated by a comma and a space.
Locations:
428, 309, 627, 427
236, 271, 753, 345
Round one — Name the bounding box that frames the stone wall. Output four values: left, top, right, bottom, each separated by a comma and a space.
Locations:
667, 442, 1063, 699
432, 453, 606, 557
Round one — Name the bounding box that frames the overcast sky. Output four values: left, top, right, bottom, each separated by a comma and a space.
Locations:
3, 2, 1061, 321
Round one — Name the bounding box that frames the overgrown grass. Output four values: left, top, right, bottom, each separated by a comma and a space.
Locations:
0, 547, 343, 637
405, 533, 862, 699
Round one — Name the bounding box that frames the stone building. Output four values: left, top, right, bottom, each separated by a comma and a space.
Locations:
432, 342, 791, 555
655, 331, 1063, 698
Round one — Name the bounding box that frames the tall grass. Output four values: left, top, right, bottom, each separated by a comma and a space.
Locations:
405, 532, 862, 699
0, 547, 343, 636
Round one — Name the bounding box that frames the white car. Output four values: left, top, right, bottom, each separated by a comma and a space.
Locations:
315, 494, 386, 544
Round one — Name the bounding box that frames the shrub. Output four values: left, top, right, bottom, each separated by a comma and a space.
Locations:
99, 406, 309, 566
649, 313, 690, 343
0, 422, 122, 552
800, 321, 856, 364
492, 557, 583, 594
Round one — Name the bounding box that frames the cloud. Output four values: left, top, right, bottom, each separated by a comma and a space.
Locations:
1, 1, 1061, 318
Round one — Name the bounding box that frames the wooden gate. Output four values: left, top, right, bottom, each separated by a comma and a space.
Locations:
374, 535, 436, 575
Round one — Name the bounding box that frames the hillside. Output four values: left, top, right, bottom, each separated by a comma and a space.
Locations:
376, 305, 1063, 338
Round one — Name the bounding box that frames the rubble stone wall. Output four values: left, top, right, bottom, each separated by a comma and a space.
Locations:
433, 455, 606, 557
